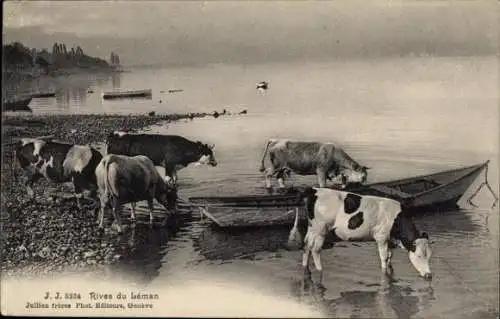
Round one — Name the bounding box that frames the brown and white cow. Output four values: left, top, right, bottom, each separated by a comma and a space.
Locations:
106, 132, 217, 187
14, 137, 103, 208
259, 139, 369, 189
288, 187, 433, 282
95, 154, 177, 233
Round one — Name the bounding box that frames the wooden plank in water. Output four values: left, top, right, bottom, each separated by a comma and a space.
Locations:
200, 205, 305, 228
188, 193, 303, 207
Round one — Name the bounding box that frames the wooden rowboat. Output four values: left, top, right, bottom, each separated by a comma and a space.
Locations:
189, 161, 490, 228
31, 92, 56, 98
168, 89, 184, 93
102, 89, 152, 100
2, 97, 33, 112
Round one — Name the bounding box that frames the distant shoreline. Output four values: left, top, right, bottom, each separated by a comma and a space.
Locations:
3, 66, 125, 80
2, 67, 127, 100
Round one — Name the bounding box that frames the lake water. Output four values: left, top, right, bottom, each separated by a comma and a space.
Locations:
21, 56, 500, 317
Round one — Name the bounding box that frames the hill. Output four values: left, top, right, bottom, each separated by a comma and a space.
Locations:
3, 41, 120, 77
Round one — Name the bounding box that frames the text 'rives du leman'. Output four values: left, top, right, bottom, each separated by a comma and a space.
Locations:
26, 292, 160, 310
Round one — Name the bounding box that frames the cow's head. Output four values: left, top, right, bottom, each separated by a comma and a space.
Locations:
408, 232, 433, 280
340, 166, 369, 187
106, 131, 127, 142
155, 179, 178, 214
195, 142, 217, 167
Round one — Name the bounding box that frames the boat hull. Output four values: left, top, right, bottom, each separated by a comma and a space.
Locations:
190, 161, 489, 228
410, 167, 484, 208
3, 98, 33, 112
31, 92, 56, 98
102, 89, 152, 100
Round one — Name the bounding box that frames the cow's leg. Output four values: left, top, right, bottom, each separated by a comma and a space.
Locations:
172, 171, 179, 187
88, 188, 100, 217
265, 172, 273, 189
130, 202, 136, 221
71, 176, 84, 209
111, 199, 123, 234
302, 246, 312, 278
301, 227, 313, 278
24, 171, 41, 201
376, 240, 392, 276
387, 249, 394, 274
278, 177, 286, 189
98, 196, 107, 229
310, 234, 325, 283
264, 165, 275, 189
277, 169, 286, 189
147, 198, 154, 225
316, 168, 327, 188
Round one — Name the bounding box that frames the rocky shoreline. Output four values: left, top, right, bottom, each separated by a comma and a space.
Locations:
0, 113, 206, 279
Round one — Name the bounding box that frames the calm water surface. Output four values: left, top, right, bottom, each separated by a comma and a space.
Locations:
20, 56, 500, 318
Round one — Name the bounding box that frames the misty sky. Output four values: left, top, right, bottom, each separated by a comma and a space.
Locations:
3, 1, 498, 66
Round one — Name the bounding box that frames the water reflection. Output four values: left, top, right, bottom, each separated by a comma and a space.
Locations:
413, 209, 481, 236
192, 210, 480, 263
56, 84, 88, 108
194, 225, 292, 261
17, 72, 120, 112
111, 72, 122, 89
110, 214, 188, 285
88, 73, 112, 87
292, 274, 436, 318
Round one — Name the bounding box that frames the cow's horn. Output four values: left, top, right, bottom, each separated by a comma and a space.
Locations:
209, 143, 215, 149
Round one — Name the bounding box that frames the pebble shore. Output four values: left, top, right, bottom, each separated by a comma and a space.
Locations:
1, 113, 206, 279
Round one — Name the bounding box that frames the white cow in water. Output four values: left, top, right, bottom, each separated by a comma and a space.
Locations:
95, 154, 177, 233
289, 187, 433, 282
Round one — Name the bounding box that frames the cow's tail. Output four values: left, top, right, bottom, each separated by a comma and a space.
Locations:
11, 141, 23, 183
286, 207, 303, 250
98, 156, 114, 203
12, 147, 18, 182
258, 140, 273, 172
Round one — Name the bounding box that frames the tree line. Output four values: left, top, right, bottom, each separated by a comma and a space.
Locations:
3, 41, 121, 73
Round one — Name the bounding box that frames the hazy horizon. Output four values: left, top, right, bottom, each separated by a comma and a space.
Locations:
3, 1, 498, 67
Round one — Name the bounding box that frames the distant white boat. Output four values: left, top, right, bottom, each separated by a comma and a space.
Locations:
256, 81, 268, 92
102, 89, 152, 100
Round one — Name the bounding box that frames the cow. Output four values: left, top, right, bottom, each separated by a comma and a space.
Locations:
258, 139, 369, 189
14, 137, 103, 208
95, 154, 177, 233
106, 132, 217, 187
288, 187, 433, 283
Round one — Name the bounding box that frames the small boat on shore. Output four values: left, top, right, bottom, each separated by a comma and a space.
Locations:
31, 92, 56, 98
2, 97, 33, 112
189, 161, 491, 228
102, 89, 152, 100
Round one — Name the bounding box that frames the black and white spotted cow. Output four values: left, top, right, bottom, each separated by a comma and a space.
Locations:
289, 187, 433, 282
14, 137, 103, 208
